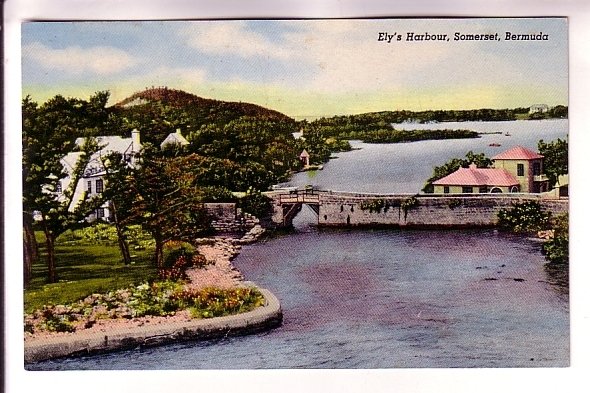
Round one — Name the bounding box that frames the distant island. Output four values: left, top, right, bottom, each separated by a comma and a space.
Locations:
301, 105, 567, 145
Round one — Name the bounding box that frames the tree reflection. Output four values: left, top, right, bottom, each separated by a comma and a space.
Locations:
543, 262, 569, 296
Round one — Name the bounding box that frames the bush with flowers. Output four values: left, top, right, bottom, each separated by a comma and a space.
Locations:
24, 280, 265, 334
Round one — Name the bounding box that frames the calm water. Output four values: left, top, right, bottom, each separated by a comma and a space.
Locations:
30, 225, 569, 369
288, 119, 568, 193
29, 119, 569, 370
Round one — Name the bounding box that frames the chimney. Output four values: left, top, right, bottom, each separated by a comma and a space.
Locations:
131, 129, 141, 152
176, 128, 182, 135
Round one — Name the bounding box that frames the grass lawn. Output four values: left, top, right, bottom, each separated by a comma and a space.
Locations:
25, 230, 158, 314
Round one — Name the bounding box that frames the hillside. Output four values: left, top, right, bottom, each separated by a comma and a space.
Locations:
116, 87, 293, 122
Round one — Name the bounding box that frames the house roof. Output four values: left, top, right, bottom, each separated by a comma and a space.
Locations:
60, 152, 84, 174
300, 149, 310, 158
161, 130, 189, 148
492, 146, 543, 160
75, 134, 141, 156
433, 164, 519, 187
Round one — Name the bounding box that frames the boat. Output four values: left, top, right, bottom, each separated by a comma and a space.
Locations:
504, 132, 511, 136
489, 143, 502, 147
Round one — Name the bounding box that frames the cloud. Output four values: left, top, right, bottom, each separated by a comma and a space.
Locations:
180, 20, 466, 94
23, 42, 139, 75
181, 21, 291, 60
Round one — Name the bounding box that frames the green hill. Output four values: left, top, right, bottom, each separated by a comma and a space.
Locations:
115, 87, 294, 144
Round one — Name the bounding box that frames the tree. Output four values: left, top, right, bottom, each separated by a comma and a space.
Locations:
538, 139, 568, 188
36, 139, 99, 283
548, 105, 568, 119
422, 151, 492, 193
97, 151, 137, 265
128, 146, 212, 268
22, 92, 114, 284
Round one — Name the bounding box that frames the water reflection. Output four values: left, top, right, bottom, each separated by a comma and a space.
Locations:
543, 262, 569, 296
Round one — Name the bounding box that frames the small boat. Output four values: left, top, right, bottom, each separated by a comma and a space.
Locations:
504, 132, 511, 136
489, 143, 501, 147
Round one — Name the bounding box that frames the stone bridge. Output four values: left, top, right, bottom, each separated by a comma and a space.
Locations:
265, 189, 568, 228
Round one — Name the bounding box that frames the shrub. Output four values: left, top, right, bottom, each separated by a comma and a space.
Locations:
401, 196, 420, 219
543, 213, 568, 264
185, 287, 265, 318
163, 244, 196, 269
159, 243, 210, 281
497, 201, 551, 233
60, 223, 118, 243
239, 188, 272, 218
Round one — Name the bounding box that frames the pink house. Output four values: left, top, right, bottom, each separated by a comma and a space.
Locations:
433, 146, 549, 194
433, 163, 520, 194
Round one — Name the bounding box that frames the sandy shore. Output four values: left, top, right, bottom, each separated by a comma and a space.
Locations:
24, 232, 264, 345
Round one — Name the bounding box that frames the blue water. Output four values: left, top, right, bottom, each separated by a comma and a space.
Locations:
287, 119, 568, 193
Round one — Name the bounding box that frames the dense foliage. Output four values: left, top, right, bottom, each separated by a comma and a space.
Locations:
187, 117, 301, 189
115, 87, 292, 144
422, 151, 492, 193
542, 213, 569, 264
301, 107, 567, 150
498, 203, 568, 265
538, 138, 568, 187
497, 201, 551, 233
358, 129, 478, 144
238, 188, 274, 218
304, 106, 566, 139
22, 92, 119, 284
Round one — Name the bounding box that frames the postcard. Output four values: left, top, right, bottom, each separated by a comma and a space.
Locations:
6, 9, 584, 393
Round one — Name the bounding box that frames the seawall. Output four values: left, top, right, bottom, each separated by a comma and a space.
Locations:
269, 191, 568, 228
24, 288, 282, 364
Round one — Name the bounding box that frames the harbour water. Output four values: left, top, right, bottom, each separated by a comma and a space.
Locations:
29, 119, 569, 369
287, 119, 568, 193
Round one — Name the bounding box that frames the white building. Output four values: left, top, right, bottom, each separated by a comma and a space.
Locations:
160, 128, 189, 149
529, 104, 549, 114
58, 129, 141, 220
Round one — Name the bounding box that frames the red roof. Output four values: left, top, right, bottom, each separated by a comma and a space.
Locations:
492, 146, 543, 160
433, 164, 519, 187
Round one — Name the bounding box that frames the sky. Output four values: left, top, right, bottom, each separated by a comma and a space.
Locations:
22, 18, 568, 118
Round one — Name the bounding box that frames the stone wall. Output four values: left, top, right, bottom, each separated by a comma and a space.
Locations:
204, 203, 259, 234
268, 192, 568, 228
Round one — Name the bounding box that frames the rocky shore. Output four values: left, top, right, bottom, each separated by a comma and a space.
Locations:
24, 224, 281, 364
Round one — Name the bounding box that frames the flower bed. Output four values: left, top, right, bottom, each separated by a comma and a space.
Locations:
24, 281, 265, 334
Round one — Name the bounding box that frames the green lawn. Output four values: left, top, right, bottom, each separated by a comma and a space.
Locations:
25, 231, 158, 314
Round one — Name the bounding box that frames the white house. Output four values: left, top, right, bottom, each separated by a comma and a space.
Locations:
529, 104, 549, 114
160, 129, 189, 149
58, 129, 142, 220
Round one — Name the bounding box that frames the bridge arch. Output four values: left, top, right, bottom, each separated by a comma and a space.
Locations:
270, 189, 320, 227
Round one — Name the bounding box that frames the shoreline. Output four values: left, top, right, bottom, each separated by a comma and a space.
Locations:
24, 226, 282, 365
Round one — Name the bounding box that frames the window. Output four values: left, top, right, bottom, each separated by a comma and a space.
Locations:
517, 163, 525, 176
96, 179, 104, 193
462, 186, 473, 193
533, 162, 541, 176
96, 208, 105, 219
87, 180, 92, 193
444, 186, 450, 194
510, 186, 519, 193
479, 186, 488, 193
